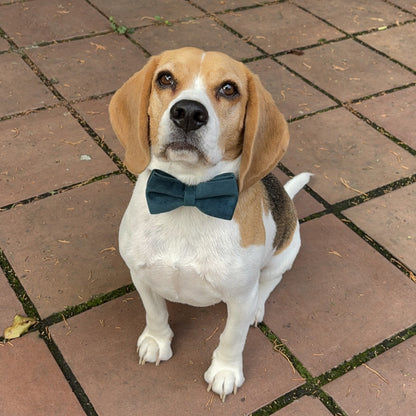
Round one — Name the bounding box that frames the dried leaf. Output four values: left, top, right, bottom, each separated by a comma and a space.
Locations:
3, 315, 37, 340
90, 42, 106, 51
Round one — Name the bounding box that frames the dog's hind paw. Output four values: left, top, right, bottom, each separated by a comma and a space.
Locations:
137, 326, 173, 366
204, 358, 245, 402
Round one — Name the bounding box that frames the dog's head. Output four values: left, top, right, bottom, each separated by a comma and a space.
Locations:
109, 47, 289, 191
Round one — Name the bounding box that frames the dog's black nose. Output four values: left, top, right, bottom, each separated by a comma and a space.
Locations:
170, 100, 209, 133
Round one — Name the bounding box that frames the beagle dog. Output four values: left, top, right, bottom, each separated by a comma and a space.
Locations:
109, 47, 310, 401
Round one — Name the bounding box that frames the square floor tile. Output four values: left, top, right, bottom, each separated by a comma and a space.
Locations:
352, 86, 416, 151
344, 183, 416, 273
27, 34, 148, 100
279, 39, 415, 102
263, 215, 416, 376
324, 338, 416, 415
89, 0, 204, 28
0, 333, 85, 416
272, 395, 332, 415
0, 107, 117, 207
0, 269, 25, 331
0, 176, 133, 318
0, 53, 57, 117
51, 293, 303, 415
246, 58, 336, 120
131, 17, 259, 60
281, 108, 416, 204
220, 3, 342, 54
359, 23, 416, 71
294, 0, 412, 33
0, 0, 110, 47
73, 96, 124, 159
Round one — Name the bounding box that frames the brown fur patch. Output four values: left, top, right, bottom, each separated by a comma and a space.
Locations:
233, 181, 267, 248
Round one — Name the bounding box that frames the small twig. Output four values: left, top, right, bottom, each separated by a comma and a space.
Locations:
205, 326, 219, 342
340, 177, 368, 196
362, 363, 389, 384
273, 341, 296, 374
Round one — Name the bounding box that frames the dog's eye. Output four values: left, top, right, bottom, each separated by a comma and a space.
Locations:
218, 82, 239, 99
157, 72, 176, 89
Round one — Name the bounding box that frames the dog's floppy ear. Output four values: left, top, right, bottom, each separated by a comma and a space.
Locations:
238, 70, 289, 192
109, 56, 160, 175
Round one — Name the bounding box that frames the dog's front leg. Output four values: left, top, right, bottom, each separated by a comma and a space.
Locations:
133, 277, 174, 366
204, 290, 257, 401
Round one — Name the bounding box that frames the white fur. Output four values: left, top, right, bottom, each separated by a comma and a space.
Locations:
119, 168, 307, 400
284, 172, 313, 199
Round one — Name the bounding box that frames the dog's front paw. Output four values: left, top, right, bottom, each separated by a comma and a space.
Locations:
204, 356, 245, 402
137, 326, 173, 366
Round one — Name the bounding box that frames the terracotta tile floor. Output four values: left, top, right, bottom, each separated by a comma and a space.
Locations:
0, 1, 415, 415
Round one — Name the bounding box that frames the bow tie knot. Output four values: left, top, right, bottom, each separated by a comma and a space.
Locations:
145, 169, 239, 220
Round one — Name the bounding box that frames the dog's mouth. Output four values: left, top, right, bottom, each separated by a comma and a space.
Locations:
162, 141, 207, 164
166, 141, 199, 153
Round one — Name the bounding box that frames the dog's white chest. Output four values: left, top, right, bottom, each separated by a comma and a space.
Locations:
119, 176, 269, 306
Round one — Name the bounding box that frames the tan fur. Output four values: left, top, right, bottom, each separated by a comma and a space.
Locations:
238, 69, 289, 192
109, 47, 289, 189
233, 182, 267, 248
109, 56, 160, 174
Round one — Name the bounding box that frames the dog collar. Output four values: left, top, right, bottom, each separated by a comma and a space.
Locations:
145, 169, 239, 220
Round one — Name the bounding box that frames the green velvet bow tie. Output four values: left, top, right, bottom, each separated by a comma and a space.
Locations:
145, 169, 239, 220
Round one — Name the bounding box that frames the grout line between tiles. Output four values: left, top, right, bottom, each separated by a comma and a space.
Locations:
0, 249, 98, 416
0, 171, 122, 213
278, 161, 416, 283
39, 330, 99, 416
337, 211, 416, 283
254, 319, 416, 415
42, 283, 136, 327
382, 0, 416, 17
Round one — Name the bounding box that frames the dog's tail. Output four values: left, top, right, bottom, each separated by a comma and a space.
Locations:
284, 172, 313, 199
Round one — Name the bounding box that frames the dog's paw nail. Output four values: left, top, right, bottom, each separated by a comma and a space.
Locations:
136, 328, 173, 366
204, 362, 244, 401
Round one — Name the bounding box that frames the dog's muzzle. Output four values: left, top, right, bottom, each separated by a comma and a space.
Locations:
170, 99, 209, 133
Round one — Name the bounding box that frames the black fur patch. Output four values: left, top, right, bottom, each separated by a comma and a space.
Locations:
261, 174, 297, 251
